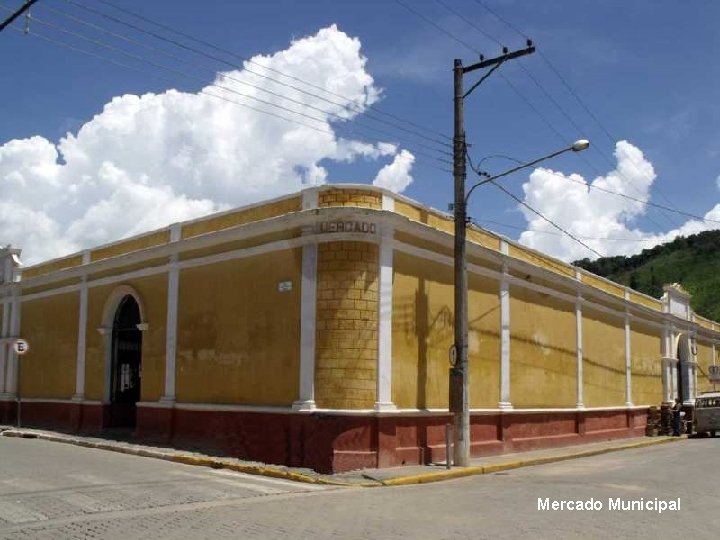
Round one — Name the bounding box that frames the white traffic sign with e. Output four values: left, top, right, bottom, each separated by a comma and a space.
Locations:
13, 339, 29, 355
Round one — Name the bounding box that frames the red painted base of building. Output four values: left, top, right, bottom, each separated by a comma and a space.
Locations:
1, 400, 648, 474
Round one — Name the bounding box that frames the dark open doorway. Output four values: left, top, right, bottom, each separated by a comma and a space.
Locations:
108, 295, 142, 428
677, 334, 689, 403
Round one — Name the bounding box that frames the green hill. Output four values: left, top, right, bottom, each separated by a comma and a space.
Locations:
574, 230, 720, 322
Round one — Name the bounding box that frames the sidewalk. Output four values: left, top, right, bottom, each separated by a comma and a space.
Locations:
0, 425, 680, 487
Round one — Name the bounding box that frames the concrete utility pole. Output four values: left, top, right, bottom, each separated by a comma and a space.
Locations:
451, 44, 535, 467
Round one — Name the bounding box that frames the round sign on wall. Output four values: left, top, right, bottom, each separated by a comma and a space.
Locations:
13, 339, 29, 355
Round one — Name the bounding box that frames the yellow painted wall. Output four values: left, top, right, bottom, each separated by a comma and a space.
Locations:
181, 196, 301, 239
19, 293, 78, 398
581, 273, 626, 300
91, 230, 169, 262
629, 291, 663, 311
509, 286, 576, 408
630, 322, 662, 406
315, 241, 378, 409
23, 254, 84, 279
84, 275, 168, 402
391, 252, 499, 409
176, 249, 301, 405
509, 246, 576, 279
583, 308, 626, 407
697, 341, 716, 395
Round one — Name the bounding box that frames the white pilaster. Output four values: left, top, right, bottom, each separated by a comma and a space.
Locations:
161, 225, 181, 403
575, 270, 584, 408
375, 211, 395, 411
624, 308, 633, 406
498, 241, 511, 409
5, 288, 21, 396
293, 189, 320, 411
73, 280, 89, 401
0, 300, 9, 394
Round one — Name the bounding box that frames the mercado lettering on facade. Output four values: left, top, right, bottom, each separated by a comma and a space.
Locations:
1, 185, 718, 473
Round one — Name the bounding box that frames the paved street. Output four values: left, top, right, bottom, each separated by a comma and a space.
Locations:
0, 436, 718, 539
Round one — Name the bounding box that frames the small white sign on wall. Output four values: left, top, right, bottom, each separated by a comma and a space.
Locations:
277, 281, 293, 292
13, 339, 30, 355
709, 365, 720, 384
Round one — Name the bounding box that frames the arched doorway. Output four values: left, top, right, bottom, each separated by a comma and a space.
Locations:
108, 295, 142, 428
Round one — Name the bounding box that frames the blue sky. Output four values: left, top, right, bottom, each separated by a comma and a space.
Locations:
1, 0, 720, 263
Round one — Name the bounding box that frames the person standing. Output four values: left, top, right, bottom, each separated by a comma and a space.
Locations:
672, 398, 683, 436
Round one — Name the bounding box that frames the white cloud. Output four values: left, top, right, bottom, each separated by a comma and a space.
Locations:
0, 25, 413, 264
372, 149, 415, 193
517, 141, 720, 261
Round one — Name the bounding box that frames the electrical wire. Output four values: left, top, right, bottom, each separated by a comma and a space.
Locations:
74, 0, 452, 148
394, 0, 483, 57
490, 180, 605, 258
431, 0, 675, 231
477, 219, 664, 243
0, 6, 452, 169
468, 152, 720, 226
469, 0, 685, 226
57, 1, 452, 155
2, 22, 451, 176
46, 1, 451, 159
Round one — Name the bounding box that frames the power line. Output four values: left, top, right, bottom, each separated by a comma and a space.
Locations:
432, 1, 677, 231
0, 0, 39, 32
433, 0, 503, 48
394, 0, 483, 57
80, 0, 452, 145
474, 156, 720, 225
3, 21, 451, 176
43, 2, 452, 159
490, 180, 605, 258
477, 219, 664, 243
1, 7, 452, 169
469, 0, 685, 226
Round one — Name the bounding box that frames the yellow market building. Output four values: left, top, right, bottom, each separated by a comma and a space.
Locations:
1, 184, 718, 472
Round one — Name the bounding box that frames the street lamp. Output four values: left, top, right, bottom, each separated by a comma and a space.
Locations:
450, 139, 590, 467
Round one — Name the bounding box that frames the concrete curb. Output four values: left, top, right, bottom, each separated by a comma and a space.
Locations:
1, 429, 680, 488
380, 436, 680, 486
0, 430, 376, 488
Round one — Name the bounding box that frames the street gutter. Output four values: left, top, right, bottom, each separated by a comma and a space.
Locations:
1, 428, 681, 488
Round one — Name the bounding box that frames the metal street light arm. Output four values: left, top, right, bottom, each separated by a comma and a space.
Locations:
465, 139, 589, 205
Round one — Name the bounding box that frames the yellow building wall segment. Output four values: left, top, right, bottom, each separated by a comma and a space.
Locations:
315, 241, 379, 409
391, 252, 499, 409
509, 286, 576, 408
22, 254, 84, 279
91, 230, 170, 262
181, 197, 301, 239
583, 308, 626, 407
84, 275, 168, 402
19, 293, 78, 398
696, 340, 716, 395
176, 249, 301, 405
630, 323, 662, 406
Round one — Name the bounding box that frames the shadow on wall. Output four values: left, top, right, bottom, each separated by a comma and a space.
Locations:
394, 276, 501, 409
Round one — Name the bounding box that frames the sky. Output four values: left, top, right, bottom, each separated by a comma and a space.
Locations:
1, 0, 720, 264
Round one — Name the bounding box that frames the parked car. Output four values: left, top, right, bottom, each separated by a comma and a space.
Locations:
693, 392, 720, 437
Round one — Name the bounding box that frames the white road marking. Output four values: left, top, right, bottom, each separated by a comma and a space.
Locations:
0, 478, 52, 492
64, 473, 111, 485
0, 501, 48, 524
206, 477, 284, 494
62, 492, 122, 513
206, 469, 329, 490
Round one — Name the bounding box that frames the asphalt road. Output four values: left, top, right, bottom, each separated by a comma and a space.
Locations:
0, 436, 718, 539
